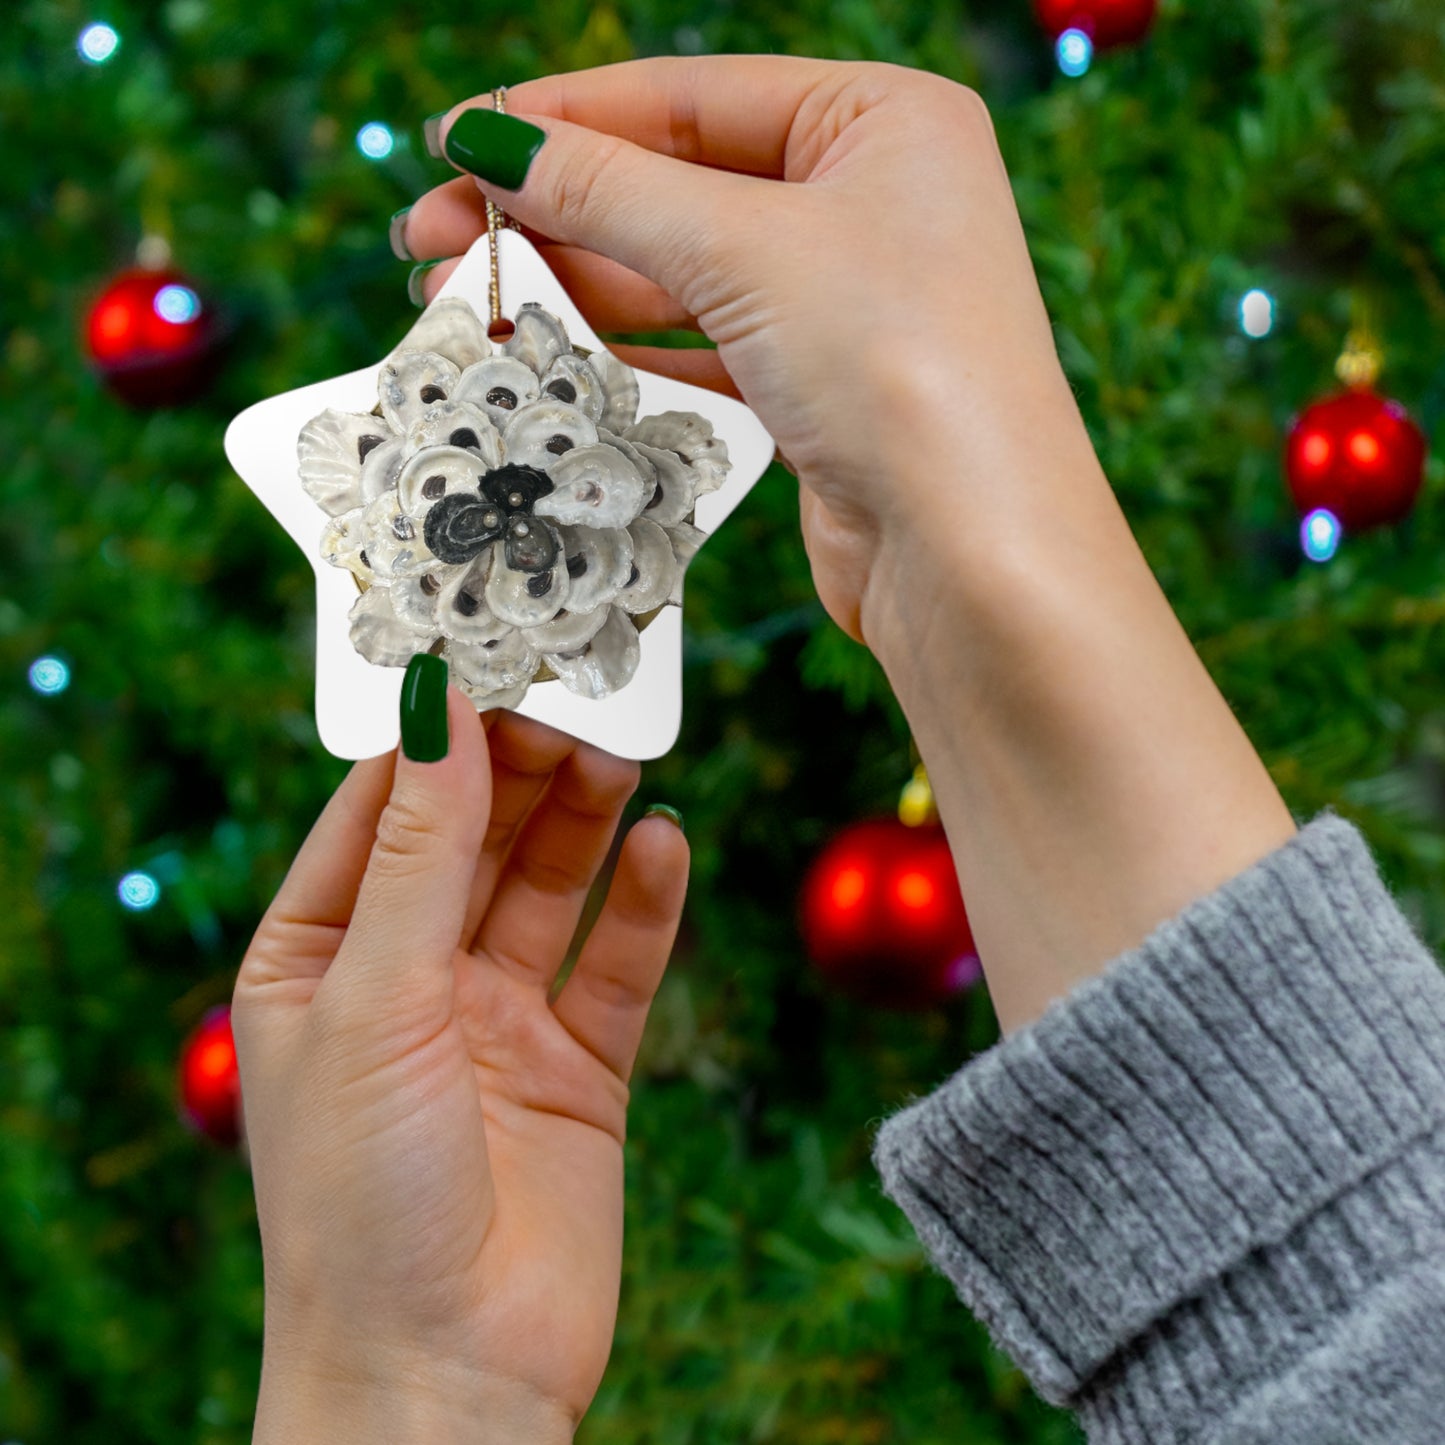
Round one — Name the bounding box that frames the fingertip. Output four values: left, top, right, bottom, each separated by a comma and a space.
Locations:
628, 806, 692, 882
426, 103, 471, 161
643, 802, 684, 835
408, 255, 462, 308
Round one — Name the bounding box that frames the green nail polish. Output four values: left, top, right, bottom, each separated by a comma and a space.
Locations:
443, 107, 546, 192
388, 206, 413, 262
407, 259, 442, 308
423, 112, 447, 159
401, 653, 449, 762
644, 803, 685, 835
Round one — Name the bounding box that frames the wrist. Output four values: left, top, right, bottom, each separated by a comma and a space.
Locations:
254, 1343, 575, 1445
857, 369, 1117, 685
855, 397, 1294, 1033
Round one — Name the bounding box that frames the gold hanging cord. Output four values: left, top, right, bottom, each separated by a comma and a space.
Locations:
485, 86, 510, 333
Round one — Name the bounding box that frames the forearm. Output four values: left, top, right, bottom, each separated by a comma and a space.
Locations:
861, 384, 1296, 1033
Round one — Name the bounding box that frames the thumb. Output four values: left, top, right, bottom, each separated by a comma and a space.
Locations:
438, 103, 765, 318
328, 660, 491, 1018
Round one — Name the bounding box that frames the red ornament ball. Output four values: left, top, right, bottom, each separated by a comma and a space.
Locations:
1285, 388, 1428, 533
1034, 0, 1157, 48
85, 267, 219, 407
178, 1005, 242, 1147
800, 818, 980, 1011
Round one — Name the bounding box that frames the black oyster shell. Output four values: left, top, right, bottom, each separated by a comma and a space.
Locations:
423, 493, 506, 565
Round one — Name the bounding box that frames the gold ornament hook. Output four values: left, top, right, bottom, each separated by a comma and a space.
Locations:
898, 763, 938, 828
1335, 296, 1383, 390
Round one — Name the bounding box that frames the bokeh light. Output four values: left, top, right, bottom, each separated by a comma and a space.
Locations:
153, 284, 201, 324
1299, 431, 1332, 471
829, 865, 867, 911
356, 122, 395, 160
28, 657, 70, 695
78, 22, 120, 64
1301, 508, 1342, 563
1348, 430, 1381, 466
895, 870, 937, 911
118, 871, 161, 911
1239, 288, 1275, 338
1057, 29, 1093, 77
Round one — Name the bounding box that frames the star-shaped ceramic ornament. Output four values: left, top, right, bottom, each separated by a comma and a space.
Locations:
224, 228, 774, 762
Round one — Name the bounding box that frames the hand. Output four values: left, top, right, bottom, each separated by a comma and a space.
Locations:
403, 58, 1295, 1036
233, 695, 688, 1442
401, 56, 1092, 643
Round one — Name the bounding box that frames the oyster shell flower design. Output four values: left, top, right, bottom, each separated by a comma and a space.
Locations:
297, 298, 728, 708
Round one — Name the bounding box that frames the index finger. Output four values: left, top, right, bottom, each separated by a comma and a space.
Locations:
458, 54, 849, 181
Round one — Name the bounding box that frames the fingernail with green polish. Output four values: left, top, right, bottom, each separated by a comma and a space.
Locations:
645, 803, 685, 835
407, 259, 443, 308
443, 107, 546, 192
388, 206, 413, 262
401, 653, 449, 762
423, 112, 447, 160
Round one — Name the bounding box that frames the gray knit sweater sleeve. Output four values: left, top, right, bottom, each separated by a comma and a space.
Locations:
870, 812, 1445, 1443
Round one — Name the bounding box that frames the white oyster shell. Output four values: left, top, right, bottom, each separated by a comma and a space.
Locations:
503, 301, 569, 374
522, 603, 610, 654
552, 522, 634, 616
436, 556, 514, 645
454, 355, 542, 431
299, 409, 397, 516
359, 492, 435, 579
360, 435, 407, 507
389, 572, 442, 631
666, 520, 706, 606
631, 440, 697, 528
349, 586, 435, 667
397, 445, 488, 519
614, 518, 677, 614
597, 428, 657, 490
391, 296, 493, 369
319, 506, 368, 577
532, 442, 648, 529
445, 631, 538, 692
405, 400, 503, 466
485, 527, 571, 627
539, 353, 605, 422
379, 350, 462, 433
545, 607, 641, 700
626, 411, 729, 496
592, 351, 640, 432
502, 400, 599, 470
455, 674, 531, 711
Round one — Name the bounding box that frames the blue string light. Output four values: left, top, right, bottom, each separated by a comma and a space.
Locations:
1057, 28, 1093, 77
153, 284, 201, 324
356, 122, 395, 160
28, 657, 70, 695
1301, 508, 1342, 563
1240, 289, 1275, 338
118, 871, 162, 911
78, 22, 120, 64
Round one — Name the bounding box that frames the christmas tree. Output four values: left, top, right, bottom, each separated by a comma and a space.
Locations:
2, 0, 1442, 1441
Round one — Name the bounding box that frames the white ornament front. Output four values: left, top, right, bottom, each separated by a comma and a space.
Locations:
225, 229, 774, 761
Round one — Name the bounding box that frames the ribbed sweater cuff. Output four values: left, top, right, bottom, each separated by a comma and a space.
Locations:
870, 813, 1445, 1418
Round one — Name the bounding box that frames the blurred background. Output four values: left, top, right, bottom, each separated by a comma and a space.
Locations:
3, 0, 1444, 1440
